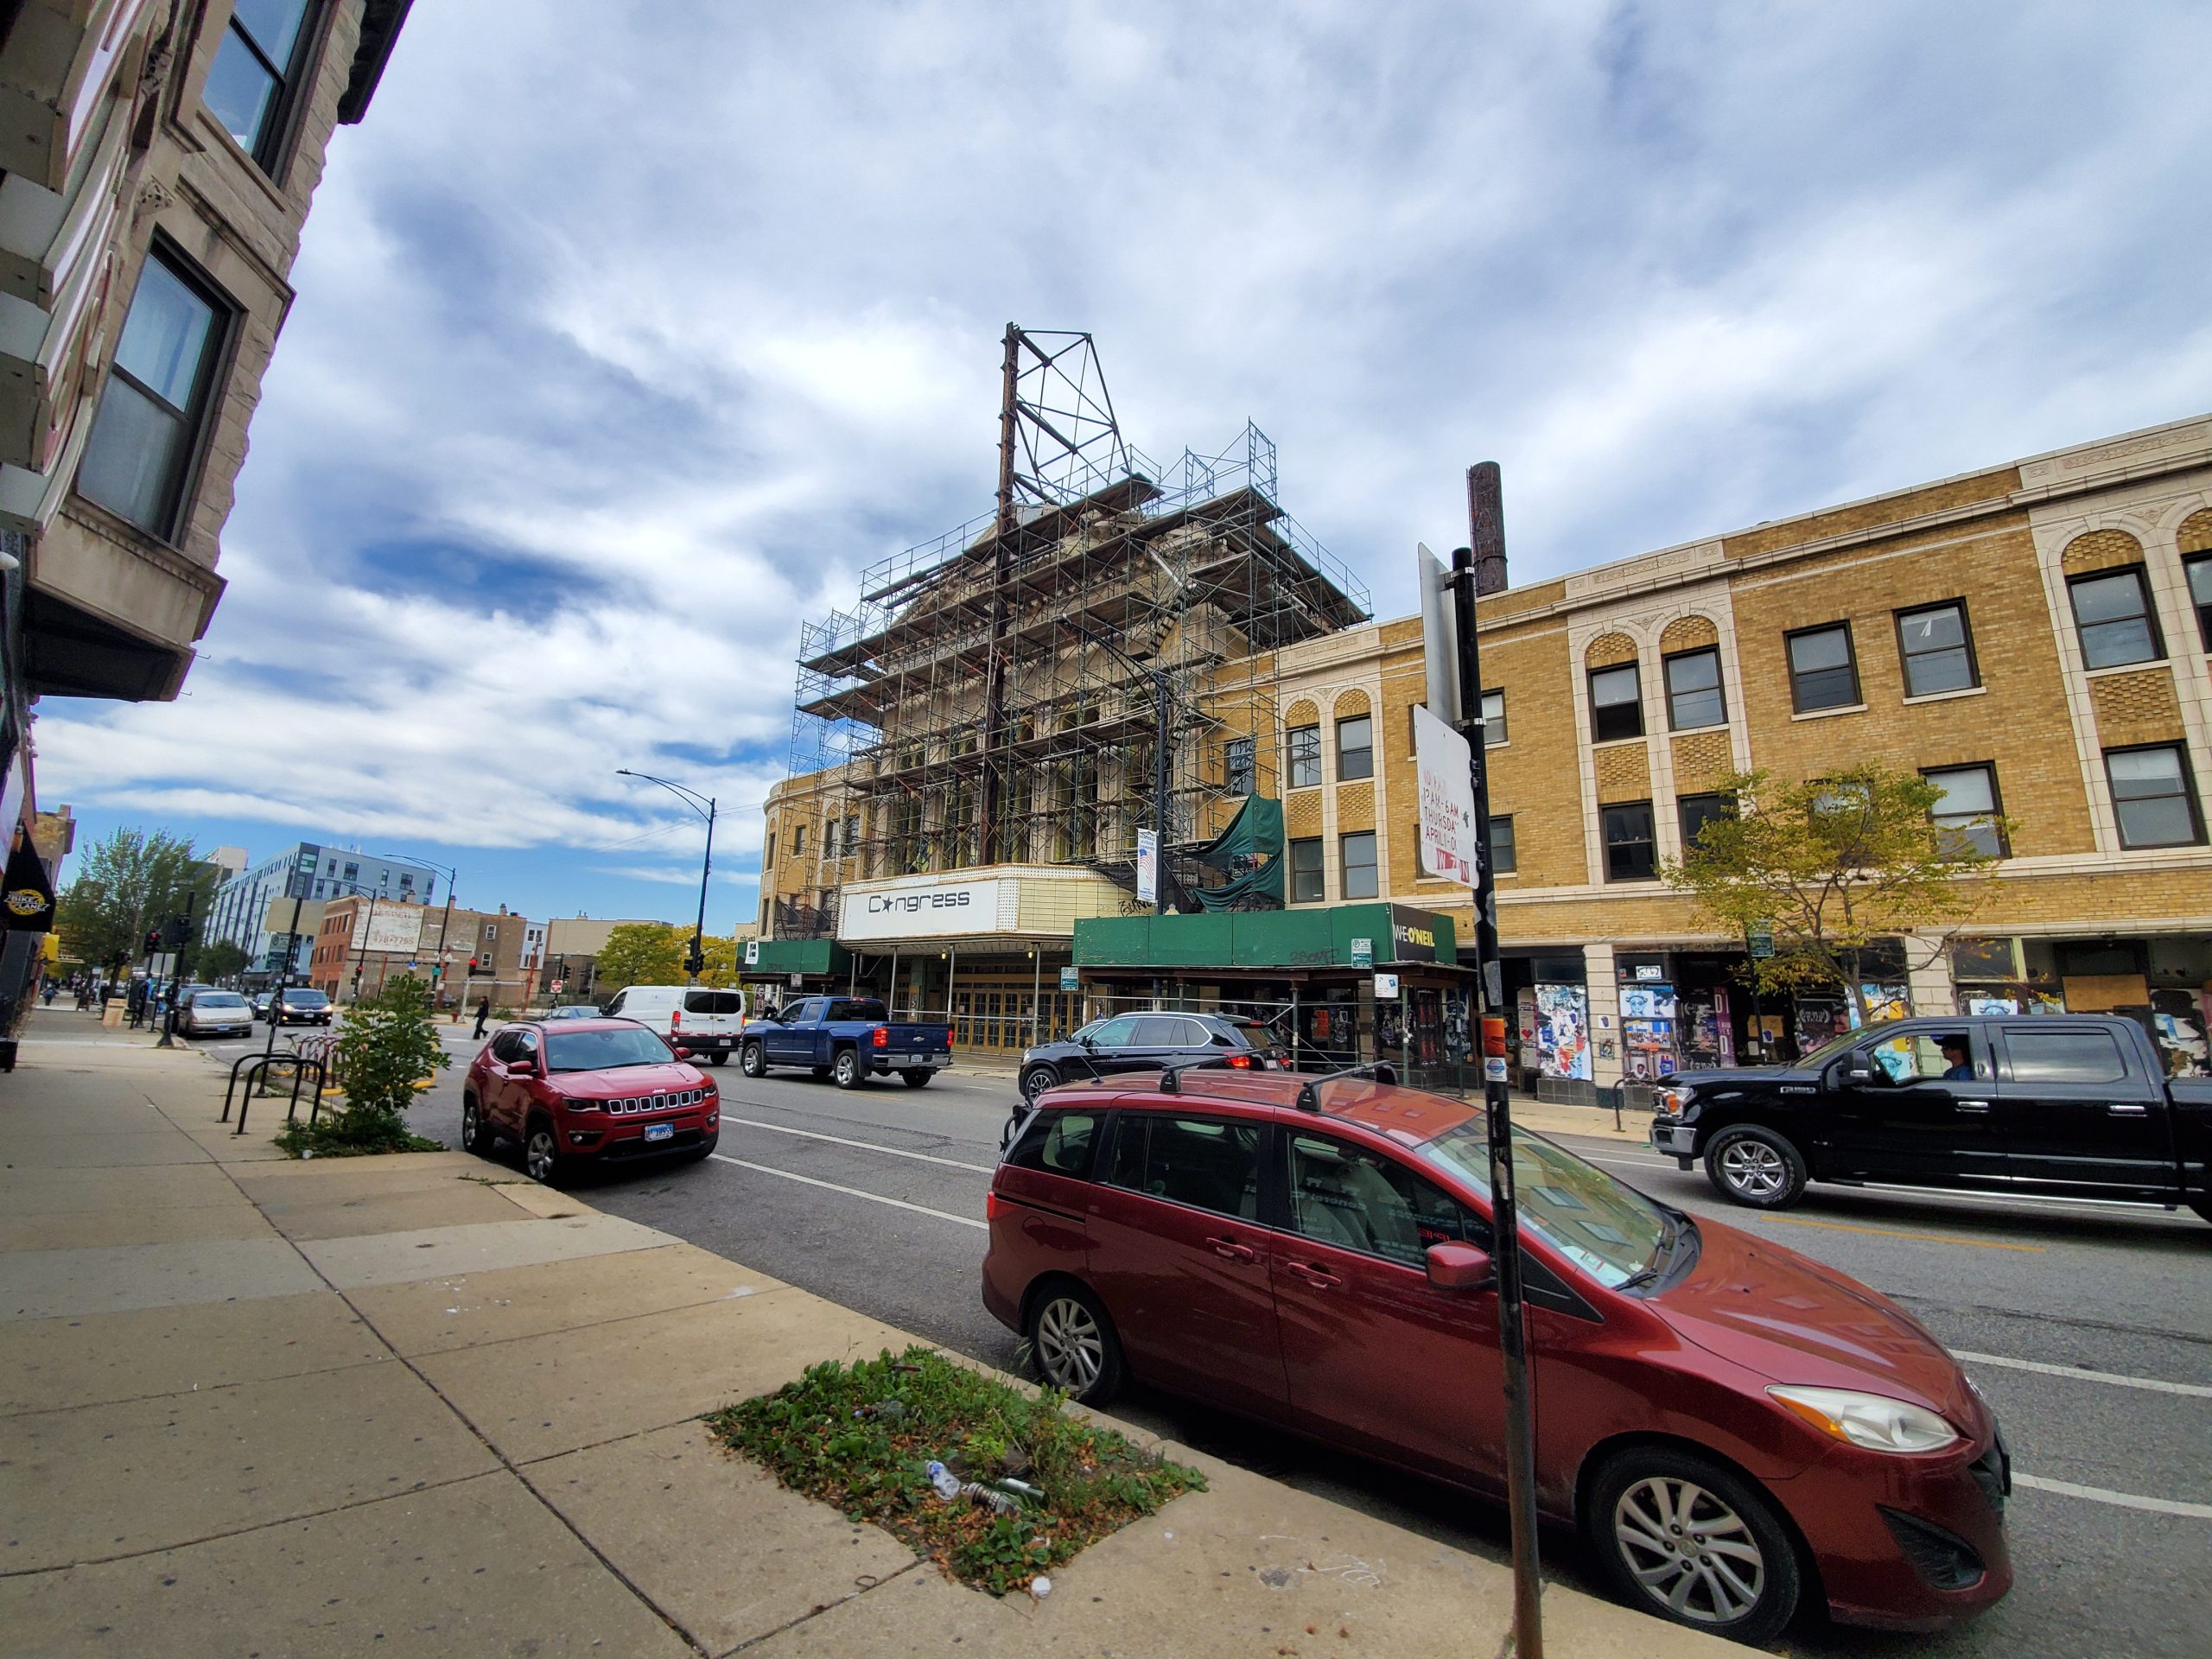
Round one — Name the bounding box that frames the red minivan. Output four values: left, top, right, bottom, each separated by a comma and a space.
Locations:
982, 1069, 2012, 1644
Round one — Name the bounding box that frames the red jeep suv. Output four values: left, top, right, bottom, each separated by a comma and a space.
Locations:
461, 1018, 719, 1183
984, 1067, 2012, 1645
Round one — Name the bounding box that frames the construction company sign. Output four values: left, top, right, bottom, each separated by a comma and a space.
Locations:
1412, 702, 1478, 885
839, 877, 1015, 943
360, 903, 426, 957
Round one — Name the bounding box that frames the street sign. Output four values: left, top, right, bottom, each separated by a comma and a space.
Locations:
1350, 937, 1373, 969
1749, 929, 1775, 959
1412, 702, 1478, 884
1059, 967, 1080, 991
1135, 829, 1159, 904
744, 938, 760, 966
1373, 972, 1400, 998
1415, 543, 1460, 717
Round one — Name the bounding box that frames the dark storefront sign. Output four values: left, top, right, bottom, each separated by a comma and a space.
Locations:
2, 829, 56, 932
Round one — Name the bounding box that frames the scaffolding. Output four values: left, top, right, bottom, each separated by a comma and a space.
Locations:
780, 327, 1370, 937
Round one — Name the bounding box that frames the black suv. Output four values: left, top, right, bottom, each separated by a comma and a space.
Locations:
1018, 1012, 1283, 1103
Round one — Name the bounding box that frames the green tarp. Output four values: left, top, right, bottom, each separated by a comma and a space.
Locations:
1190, 795, 1283, 912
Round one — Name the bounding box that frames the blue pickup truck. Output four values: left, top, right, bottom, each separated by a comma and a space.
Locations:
737, 996, 953, 1089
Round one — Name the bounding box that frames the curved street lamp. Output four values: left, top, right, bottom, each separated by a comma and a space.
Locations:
617, 769, 717, 983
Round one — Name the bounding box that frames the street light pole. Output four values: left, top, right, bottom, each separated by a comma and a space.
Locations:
1456, 465, 1543, 1659
617, 770, 717, 983
351, 877, 387, 1003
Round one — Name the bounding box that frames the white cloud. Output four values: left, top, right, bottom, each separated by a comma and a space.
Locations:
34, 0, 2212, 892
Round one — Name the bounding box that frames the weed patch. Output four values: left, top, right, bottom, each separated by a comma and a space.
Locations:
705, 1346, 1203, 1596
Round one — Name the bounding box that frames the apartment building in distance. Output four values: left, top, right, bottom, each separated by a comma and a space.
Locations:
762, 402, 2212, 1093
0, 1, 410, 1014
204, 841, 442, 984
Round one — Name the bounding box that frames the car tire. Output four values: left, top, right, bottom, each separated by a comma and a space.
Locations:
523, 1117, 568, 1187
460, 1096, 493, 1156
2190, 1198, 2212, 1227
1585, 1445, 1802, 1647
832, 1048, 864, 1090
739, 1041, 766, 1078
899, 1069, 932, 1089
1025, 1281, 1126, 1405
1704, 1126, 1808, 1210
707, 1052, 728, 1067
1020, 1064, 1060, 1104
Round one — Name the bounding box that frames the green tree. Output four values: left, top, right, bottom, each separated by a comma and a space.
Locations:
54, 828, 217, 969
302, 973, 448, 1155
1663, 764, 2010, 1027
595, 922, 684, 990
197, 939, 251, 982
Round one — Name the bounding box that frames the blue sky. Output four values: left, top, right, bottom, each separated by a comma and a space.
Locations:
31, 0, 2212, 926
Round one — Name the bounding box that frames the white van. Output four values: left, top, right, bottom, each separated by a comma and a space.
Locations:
601, 985, 747, 1065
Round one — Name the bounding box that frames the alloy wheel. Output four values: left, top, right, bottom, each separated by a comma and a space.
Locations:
1034, 1296, 1103, 1394
1022, 1067, 1056, 1103
1719, 1140, 1786, 1200
1612, 1476, 1767, 1624
462, 1102, 480, 1150
525, 1128, 557, 1184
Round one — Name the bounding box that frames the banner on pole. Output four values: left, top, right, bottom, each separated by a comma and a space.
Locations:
1413, 702, 1478, 885
1135, 829, 1159, 904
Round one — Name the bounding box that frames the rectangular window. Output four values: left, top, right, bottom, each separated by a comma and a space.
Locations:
1224, 736, 1255, 796
2186, 554, 2212, 651
1488, 815, 1516, 874
1118, 1116, 1263, 1217
2004, 1030, 2128, 1085
1337, 715, 1373, 781
1289, 837, 1325, 902
1481, 689, 1507, 747
2105, 744, 2203, 849
77, 251, 232, 537
1287, 724, 1321, 788
1603, 802, 1656, 881
1588, 663, 1643, 741
1923, 764, 2006, 857
204, 0, 317, 168
2069, 568, 2163, 669
1896, 601, 1980, 696
1786, 623, 1859, 712
792, 823, 806, 857
1662, 648, 1725, 730
1341, 830, 1378, 899
764, 831, 776, 868
1677, 791, 1735, 851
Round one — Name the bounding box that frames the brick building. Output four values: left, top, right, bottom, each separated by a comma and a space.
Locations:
308, 896, 531, 1009
766, 412, 2212, 1089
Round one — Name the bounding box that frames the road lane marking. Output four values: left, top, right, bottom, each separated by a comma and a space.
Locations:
1755, 1215, 2044, 1252
718, 1115, 995, 1173
1955, 1351, 2212, 1399
707, 1154, 988, 1230
1581, 1150, 2183, 1217
2012, 1473, 2212, 1519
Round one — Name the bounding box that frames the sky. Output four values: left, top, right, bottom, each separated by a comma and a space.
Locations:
32, 0, 2212, 927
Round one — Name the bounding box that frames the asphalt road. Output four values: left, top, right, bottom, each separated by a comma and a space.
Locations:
169, 1014, 2212, 1658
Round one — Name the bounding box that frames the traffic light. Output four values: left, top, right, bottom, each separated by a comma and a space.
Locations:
144, 928, 162, 956
683, 949, 704, 976
161, 914, 195, 950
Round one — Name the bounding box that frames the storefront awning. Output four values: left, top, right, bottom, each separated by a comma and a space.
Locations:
1074, 902, 1459, 973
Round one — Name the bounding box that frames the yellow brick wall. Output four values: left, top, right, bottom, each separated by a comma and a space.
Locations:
1660, 615, 1719, 653
1332, 688, 1371, 718
1722, 467, 2020, 562
1286, 792, 1322, 838
2179, 510, 2212, 555
2088, 669, 2184, 746
1726, 518, 2099, 855
1671, 729, 1735, 792
1475, 626, 1586, 888
1593, 743, 1651, 803
1336, 781, 1376, 832
2060, 528, 2145, 575
1586, 632, 1637, 668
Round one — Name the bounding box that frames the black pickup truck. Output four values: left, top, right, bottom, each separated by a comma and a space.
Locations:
1649, 1013, 2212, 1222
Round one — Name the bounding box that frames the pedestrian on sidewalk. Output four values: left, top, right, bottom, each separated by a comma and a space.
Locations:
125, 978, 145, 1028
41, 978, 56, 1006
472, 995, 491, 1039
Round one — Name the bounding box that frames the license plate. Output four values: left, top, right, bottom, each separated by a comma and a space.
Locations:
643, 1123, 674, 1143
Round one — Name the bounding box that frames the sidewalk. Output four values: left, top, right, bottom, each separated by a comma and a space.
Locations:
0, 1023, 1726, 1656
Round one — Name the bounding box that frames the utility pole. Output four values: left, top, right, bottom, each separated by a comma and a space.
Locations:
1456, 462, 1543, 1659
351, 878, 386, 1002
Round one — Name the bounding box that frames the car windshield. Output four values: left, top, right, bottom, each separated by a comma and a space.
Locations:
1797, 1027, 1869, 1068
1416, 1120, 1673, 1289
283, 990, 328, 1007
544, 1027, 676, 1073
197, 993, 246, 1007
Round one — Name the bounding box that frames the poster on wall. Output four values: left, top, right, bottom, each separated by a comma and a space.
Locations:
1795, 1000, 1847, 1055
1535, 982, 1591, 1080
1619, 985, 1677, 1020
1858, 984, 1911, 1026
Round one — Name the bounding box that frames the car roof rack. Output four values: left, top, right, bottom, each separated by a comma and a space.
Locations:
1293, 1061, 1398, 1112
1154, 1055, 1235, 1095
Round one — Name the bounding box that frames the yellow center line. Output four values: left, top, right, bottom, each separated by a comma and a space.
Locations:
1759, 1215, 2045, 1253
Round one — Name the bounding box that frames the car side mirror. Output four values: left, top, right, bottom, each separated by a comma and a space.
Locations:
1426, 1242, 1495, 1293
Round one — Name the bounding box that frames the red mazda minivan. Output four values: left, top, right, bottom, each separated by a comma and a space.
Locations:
982, 1068, 2011, 1644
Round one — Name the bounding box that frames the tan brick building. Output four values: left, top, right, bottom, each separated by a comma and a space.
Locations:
309, 897, 532, 1011
767, 414, 2212, 1086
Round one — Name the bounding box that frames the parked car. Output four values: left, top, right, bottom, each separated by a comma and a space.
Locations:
265, 988, 334, 1026
461, 1017, 719, 1183
1018, 1011, 1283, 1103
986, 1066, 2012, 1643
738, 996, 950, 1089
249, 991, 273, 1018
1649, 1013, 2212, 1220
179, 988, 253, 1038
543, 1003, 605, 1021
600, 985, 747, 1065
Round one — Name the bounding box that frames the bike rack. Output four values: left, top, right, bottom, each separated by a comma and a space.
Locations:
221, 1046, 331, 1136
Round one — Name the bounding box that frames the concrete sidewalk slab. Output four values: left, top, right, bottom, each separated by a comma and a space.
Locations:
0, 1292, 389, 1415
740, 1565, 1016, 1656
0, 1236, 326, 1321
17, 1128, 215, 1168
0, 1471, 696, 1659
0, 1360, 498, 1570
0, 1162, 240, 1215
295, 1212, 671, 1290
0, 1199, 280, 1252
245, 1178, 537, 1241
226, 1150, 487, 1192
524, 1421, 920, 1655
414, 1287, 910, 1465
348, 1241, 788, 1357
